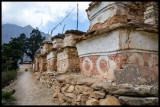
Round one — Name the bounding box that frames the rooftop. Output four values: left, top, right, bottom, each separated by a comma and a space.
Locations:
51, 33, 65, 40
65, 29, 85, 35
20, 61, 32, 64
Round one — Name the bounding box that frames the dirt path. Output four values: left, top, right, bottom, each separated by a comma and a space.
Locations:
3, 71, 58, 105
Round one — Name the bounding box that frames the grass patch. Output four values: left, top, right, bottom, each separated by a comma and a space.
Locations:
2, 70, 17, 88
2, 89, 16, 105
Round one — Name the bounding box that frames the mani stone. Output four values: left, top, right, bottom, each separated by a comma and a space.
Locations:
99, 95, 121, 105
118, 96, 158, 105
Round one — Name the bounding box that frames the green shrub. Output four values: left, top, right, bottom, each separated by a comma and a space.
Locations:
2, 89, 16, 105
2, 70, 17, 88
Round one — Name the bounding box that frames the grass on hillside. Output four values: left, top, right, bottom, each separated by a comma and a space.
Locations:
2, 70, 17, 88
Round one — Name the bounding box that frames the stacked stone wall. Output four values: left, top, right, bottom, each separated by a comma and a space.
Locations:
32, 1, 158, 105
48, 73, 158, 105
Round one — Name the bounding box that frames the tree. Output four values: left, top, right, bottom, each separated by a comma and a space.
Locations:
1, 27, 45, 71
18, 33, 27, 48
2, 38, 22, 71
17, 33, 27, 62
25, 27, 45, 61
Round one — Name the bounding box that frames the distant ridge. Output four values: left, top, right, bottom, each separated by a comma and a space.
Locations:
2, 24, 48, 44
2, 24, 48, 61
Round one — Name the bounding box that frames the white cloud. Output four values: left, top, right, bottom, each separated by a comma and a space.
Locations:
2, 2, 90, 29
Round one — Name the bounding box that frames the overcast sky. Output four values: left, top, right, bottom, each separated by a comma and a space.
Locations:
2, 2, 91, 36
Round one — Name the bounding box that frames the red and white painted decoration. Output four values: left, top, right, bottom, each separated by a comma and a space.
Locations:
96, 56, 117, 79
82, 57, 93, 74
80, 52, 158, 81
80, 55, 118, 80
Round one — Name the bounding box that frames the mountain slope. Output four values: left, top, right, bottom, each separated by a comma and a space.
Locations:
2, 24, 48, 44
2, 24, 48, 61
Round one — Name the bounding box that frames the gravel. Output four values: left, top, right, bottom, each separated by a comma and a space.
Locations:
3, 71, 59, 105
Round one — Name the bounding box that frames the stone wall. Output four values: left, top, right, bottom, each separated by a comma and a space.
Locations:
51, 34, 64, 48
76, 28, 158, 85
86, 2, 146, 32
33, 70, 158, 105
40, 40, 52, 54
32, 1, 158, 105
57, 47, 80, 74
33, 31, 83, 92
76, 1, 158, 86
144, 2, 158, 27
64, 30, 85, 47
33, 53, 40, 72
46, 51, 57, 72
48, 73, 158, 105
39, 55, 47, 72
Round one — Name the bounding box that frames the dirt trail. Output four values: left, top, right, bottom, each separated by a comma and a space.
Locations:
3, 71, 58, 105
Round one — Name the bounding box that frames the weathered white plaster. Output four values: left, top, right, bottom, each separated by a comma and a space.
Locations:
88, 2, 128, 27
119, 29, 158, 51
47, 51, 55, 60
144, 3, 158, 25
76, 29, 158, 57
57, 59, 68, 73
57, 50, 68, 61
64, 35, 73, 46
144, 18, 157, 24
90, 7, 116, 27
52, 38, 64, 48
78, 49, 158, 58
32, 63, 35, 69
127, 53, 144, 66
41, 45, 47, 54
88, 2, 115, 20
52, 39, 63, 45
96, 55, 117, 79
146, 5, 158, 11
76, 29, 120, 56
128, 30, 158, 51
35, 58, 39, 63
148, 54, 157, 68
